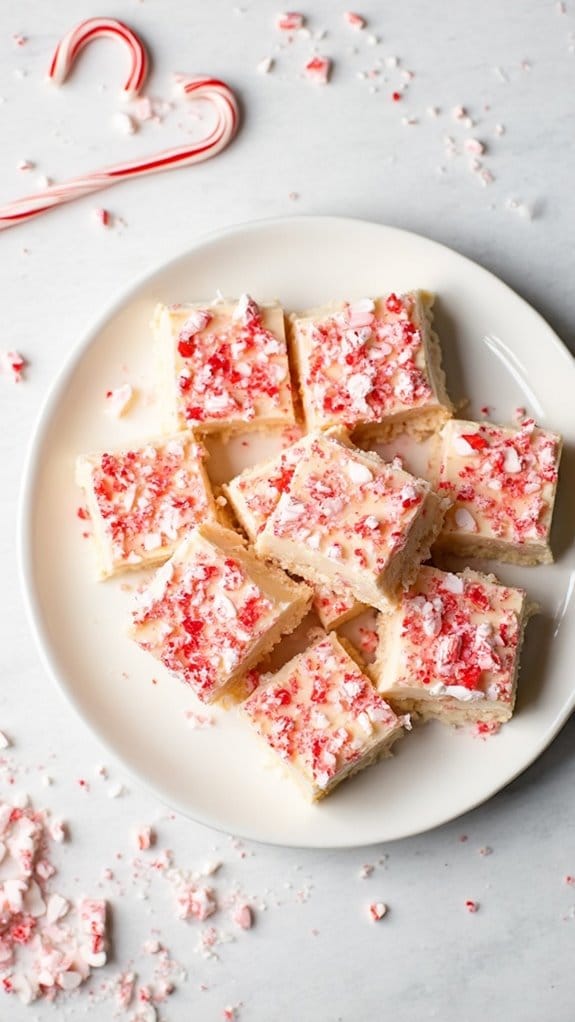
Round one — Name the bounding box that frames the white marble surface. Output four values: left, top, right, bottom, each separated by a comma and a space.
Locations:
1, 1, 574, 1019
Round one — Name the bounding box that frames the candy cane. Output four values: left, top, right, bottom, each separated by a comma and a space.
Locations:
48, 18, 149, 99
0, 76, 239, 232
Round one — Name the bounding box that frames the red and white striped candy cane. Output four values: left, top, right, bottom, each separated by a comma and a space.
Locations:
0, 76, 240, 231
48, 17, 149, 99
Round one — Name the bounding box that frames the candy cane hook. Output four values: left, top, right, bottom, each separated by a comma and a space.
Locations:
48, 18, 149, 99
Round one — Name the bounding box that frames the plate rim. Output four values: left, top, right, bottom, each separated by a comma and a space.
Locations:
17, 213, 575, 849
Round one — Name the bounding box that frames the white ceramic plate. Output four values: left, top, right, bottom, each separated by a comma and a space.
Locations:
19, 216, 575, 848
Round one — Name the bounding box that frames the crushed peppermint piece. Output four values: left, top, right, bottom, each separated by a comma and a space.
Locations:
305, 56, 332, 84
94, 207, 111, 227
369, 901, 388, 921
134, 826, 156, 851
359, 863, 374, 879
465, 899, 479, 913
105, 383, 134, 417
358, 627, 378, 656
1, 350, 26, 382
276, 11, 305, 31
344, 12, 366, 29
464, 138, 485, 155
112, 111, 137, 134
50, 817, 67, 842
257, 57, 274, 74
117, 970, 136, 1008
0, 730, 11, 749
232, 904, 253, 929
505, 197, 533, 220
475, 721, 501, 738
454, 507, 478, 532
176, 883, 217, 921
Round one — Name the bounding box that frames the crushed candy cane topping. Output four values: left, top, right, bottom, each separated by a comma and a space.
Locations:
225, 435, 360, 627
79, 435, 216, 569
244, 633, 402, 795
260, 432, 432, 597
131, 527, 304, 703
227, 435, 314, 539
167, 296, 294, 429
291, 292, 442, 431
312, 582, 360, 629
377, 566, 526, 704
438, 419, 561, 545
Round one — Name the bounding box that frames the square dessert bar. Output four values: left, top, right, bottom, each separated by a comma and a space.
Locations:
434, 418, 562, 565
289, 290, 452, 438
243, 631, 405, 800
76, 432, 218, 579
255, 431, 448, 612
223, 431, 366, 629
130, 523, 312, 704
371, 566, 529, 726
153, 294, 295, 435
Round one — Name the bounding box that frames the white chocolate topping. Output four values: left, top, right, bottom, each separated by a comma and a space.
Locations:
154, 296, 295, 433
437, 418, 561, 548
131, 524, 311, 703
373, 566, 527, 710
76, 432, 217, 577
290, 290, 450, 433
244, 632, 403, 797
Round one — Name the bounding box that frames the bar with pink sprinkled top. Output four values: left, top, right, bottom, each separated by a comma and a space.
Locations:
223, 429, 366, 629
371, 566, 530, 726
130, 522, 312, 704
255, 430, 448, 612
75, 432, 219, 579
153, 294, 295, 435
433, 418, 562, 565
243, 631, 406, 800
288, 290, 452, 439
